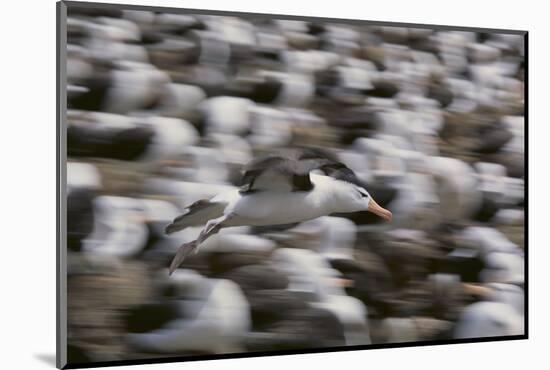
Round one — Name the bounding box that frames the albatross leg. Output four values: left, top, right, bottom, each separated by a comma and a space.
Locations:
168, 213, 235, 275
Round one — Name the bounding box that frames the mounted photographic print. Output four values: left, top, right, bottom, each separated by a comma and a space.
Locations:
57, 1, 527, 368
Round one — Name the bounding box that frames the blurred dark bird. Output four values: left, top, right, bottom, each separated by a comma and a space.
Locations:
165, 149, 392, 275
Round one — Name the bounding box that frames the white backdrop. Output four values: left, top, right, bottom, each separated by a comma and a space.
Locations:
1, 0, 546, 369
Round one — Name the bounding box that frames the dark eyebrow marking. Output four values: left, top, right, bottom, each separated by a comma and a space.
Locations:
357, 189, 369, 198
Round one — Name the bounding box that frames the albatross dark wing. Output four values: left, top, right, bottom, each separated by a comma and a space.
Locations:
297, 147, 366, 187
239, 155, 332, 193
239, 147, 366, 193
318, 161, 366, 188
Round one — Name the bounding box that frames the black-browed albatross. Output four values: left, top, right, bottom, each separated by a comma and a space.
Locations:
165, 150, 392, 275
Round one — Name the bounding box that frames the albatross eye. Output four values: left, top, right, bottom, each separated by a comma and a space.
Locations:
357, 189, 369, 198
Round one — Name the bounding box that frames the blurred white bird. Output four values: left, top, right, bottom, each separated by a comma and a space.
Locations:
165, 149, 392, 274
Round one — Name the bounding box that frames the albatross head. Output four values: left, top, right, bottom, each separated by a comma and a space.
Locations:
335, 183, 393, 222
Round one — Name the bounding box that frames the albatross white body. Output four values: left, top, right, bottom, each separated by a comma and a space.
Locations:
220, 174, 357, 226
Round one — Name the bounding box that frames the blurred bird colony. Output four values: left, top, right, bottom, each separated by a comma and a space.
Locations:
64, 4, 525, 364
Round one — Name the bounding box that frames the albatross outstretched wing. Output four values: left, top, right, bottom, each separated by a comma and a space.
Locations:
239, 148, 361, 193
239, 156, 327, 192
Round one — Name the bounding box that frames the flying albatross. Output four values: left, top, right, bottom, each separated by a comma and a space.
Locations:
165, 149, 392, 275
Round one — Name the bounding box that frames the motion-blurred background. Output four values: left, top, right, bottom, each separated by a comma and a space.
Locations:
64, 4, 525, 364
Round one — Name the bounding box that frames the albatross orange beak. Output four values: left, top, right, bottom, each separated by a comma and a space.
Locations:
367, 199, 393, 222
